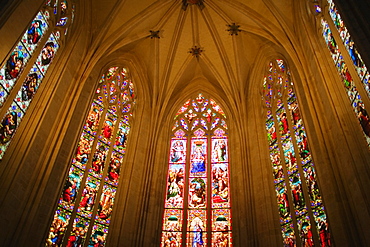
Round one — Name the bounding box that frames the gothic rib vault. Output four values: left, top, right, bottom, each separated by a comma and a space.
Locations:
0, 0, 370, 246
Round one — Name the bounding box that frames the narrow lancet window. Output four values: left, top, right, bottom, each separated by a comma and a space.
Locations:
0, 0, 75, 159
262, 60, 331, 247
312, 0, 370, 148
325, 0, 370, 98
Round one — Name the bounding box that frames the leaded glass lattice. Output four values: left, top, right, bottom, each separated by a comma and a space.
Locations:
45, 67, 136, 247
161, 93, 232, 247
262, 60, 332, 247
326, 0, 370, 98
320, 18, 370, 148
312, 0, 370, 149
0, 0, 75, 159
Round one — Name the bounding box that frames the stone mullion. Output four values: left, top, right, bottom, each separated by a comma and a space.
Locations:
82, 108, 122, 247
0, 22, 54, 120
269, 68, 302, 246
61, 93, 108, 247
323, 10, 370, 109
280, 86, 318, 246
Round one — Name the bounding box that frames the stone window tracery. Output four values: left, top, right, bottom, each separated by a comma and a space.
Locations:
46, 67, 135, 247
161, 93, 232, 247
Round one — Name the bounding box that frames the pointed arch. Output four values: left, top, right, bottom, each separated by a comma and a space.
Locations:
0, 0, 75, 159
262, 59, 332, 246
161, 92, 232, 246
45, 66, 136, 246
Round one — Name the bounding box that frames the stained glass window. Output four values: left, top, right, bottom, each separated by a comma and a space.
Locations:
0, 0, 75, 159
161, 93, 232, 246
325, 0, 370, 98
320, 18, 370, 148
262, 60, 331, 247
45, 67, 136, 247
311, 0, 370, 148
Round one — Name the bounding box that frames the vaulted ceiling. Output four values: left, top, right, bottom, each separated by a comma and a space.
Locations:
84, 0, 299, 108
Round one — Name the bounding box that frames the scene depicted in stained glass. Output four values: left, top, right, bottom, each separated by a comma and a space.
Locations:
321, 18, 370, 148
46, 67, 135, 246
326, 0, 370, 98
262, 60, 331, 246
0, 0, 75, 160
161, 93, 232, 246
166, 163, 185, 208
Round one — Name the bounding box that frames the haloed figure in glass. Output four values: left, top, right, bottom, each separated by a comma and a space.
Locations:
5, 51, 24, 79
0, 112, 17, 144
190, 145, 206, 174
41, 42, 56, 65
27, 20, 43, 44
22, 73, 38, 101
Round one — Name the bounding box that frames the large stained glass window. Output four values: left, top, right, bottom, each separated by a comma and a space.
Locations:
262, 60, 331, 247
312, 1, 370, 148
45, 67, 136, 247
161, 93, 232, 247
0, 0, 75, 159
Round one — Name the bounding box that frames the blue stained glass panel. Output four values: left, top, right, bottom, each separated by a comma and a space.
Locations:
88, 224, 108, 246
59, 165, 84, 211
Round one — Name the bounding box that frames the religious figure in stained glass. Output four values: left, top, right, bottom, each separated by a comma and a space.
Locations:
262, 59, 331, 246
27, 20, 43, 44
317, 0, 370, 148
0, 0, 75, 159
161, 93, 232, 246
46, 67, 136, 246
170, 140, 186, 163
5, 51, 25, 80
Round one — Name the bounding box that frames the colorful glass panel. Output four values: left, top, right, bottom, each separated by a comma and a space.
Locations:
263, 60, 331, 246
46, 207, 71, 246
321, 18, 370, 148
46, 67, 136, 246
187, 210, 207, 247
212, 209, 232, 246
190, 137, 207, 177
211, 163, 230, 209
161, 93, 232, 246
326, 0, 369, 97
166, 164, 186, 209
66, 217, 90, 246
0, 10, 49, 106
0, 0, 75, 160
88, 224, 108, 246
